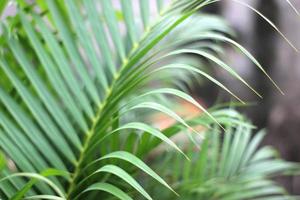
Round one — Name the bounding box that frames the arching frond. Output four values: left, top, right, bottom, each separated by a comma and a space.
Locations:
146, 125, 300, 200
0, 0, 298, 200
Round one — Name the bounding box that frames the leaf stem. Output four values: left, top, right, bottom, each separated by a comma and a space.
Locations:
66, 2, 177, 198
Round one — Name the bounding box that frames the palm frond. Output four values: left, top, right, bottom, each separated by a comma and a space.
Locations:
0, 0, 298, 199
147, 125, 300, 200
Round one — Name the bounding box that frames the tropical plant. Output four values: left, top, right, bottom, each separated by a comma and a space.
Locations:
0, 0, 299, 200
146, 124, 299, 200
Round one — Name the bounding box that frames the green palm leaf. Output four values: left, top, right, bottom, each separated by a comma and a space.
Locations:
148, 125, 299, 200
0, 0, 299, 200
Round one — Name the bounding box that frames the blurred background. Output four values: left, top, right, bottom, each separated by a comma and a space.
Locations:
198, 0, 300, 194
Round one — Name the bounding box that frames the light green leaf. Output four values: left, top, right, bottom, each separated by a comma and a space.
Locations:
24, 195, 65, 200
94, 165, 152, 200
78, 183, 132, 200
0, 173, 65, 198
149, 63, 245, 103
113, 122, 188, 159
89, 151, 177, 195
165, 49, 262, 98
138, 88, 224, 130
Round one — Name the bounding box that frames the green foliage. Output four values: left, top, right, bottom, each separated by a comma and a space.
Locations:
0, 0, 299, 200
147, 126, 300, 200
0, 1, 8, 17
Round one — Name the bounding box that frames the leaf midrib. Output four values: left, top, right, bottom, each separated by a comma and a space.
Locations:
65, 19, 154, 200
66, 1, 185, 198
66, 78, 117, 198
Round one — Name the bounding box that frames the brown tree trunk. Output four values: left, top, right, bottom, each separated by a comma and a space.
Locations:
266, 1, 300, 194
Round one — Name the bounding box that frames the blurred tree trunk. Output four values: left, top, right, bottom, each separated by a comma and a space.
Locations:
266, 1, 300, 194
252, 0, 279, 128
